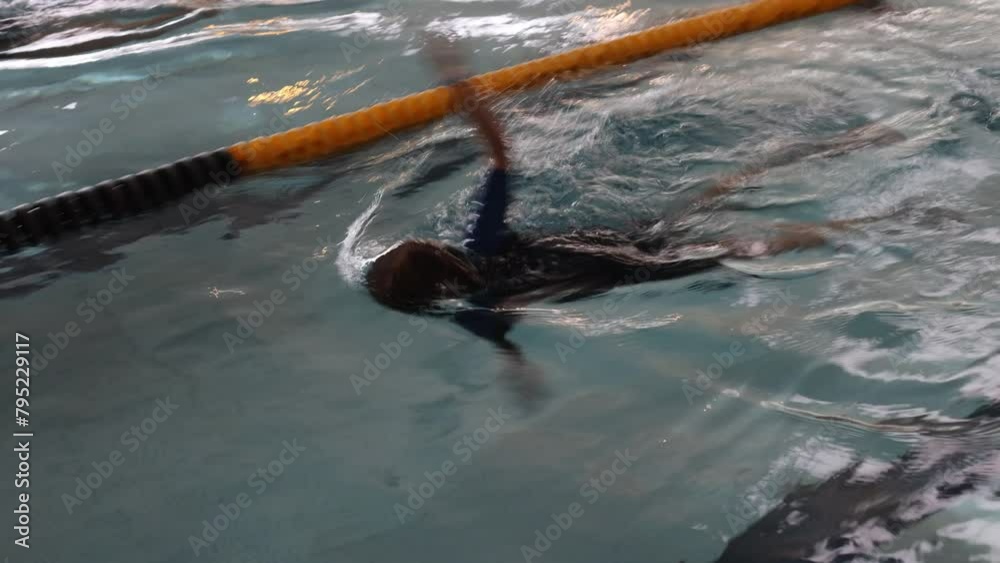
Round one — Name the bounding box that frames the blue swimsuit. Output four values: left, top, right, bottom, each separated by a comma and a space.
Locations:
455, 168, 515, 343
464, 168, 509, 257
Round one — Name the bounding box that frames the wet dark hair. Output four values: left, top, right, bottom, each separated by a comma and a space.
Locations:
366, 240, 484, 312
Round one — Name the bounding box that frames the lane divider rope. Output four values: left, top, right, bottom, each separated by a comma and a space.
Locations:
0, 0, 864, 253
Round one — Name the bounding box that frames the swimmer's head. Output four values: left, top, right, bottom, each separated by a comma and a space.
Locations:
366, 239, 483, 312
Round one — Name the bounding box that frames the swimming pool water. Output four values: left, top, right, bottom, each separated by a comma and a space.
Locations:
2, 0, 1000, 562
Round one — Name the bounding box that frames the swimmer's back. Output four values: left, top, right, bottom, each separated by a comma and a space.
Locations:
469, 229, 723, 304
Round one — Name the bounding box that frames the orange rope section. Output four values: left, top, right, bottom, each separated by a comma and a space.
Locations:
228, 0, 863, 174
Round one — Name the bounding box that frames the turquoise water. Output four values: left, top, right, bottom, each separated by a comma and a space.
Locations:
3, 0, 1000, 562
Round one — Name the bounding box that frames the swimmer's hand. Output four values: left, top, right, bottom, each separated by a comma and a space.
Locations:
424, 33, 509, 170
452, 307, 546, 406
459, 84, 509, 170
425, 32, 470, 85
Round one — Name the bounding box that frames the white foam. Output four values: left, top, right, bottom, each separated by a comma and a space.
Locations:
335, 188, 387, 288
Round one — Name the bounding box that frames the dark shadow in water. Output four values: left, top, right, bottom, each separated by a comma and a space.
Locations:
391, 137, 483, 199
714, 400, 1000, 563
0, 177, 331, 300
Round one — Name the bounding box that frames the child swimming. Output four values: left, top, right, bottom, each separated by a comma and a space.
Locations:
364, 39, 905, 371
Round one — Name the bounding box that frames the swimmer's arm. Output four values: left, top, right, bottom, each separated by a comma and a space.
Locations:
427, 36, 512, 253
426, 34, 509, 169
685, 124, 905, 214
453, 80, 509, 170
453, 309, 546, 405
454, 79, 512, 255
454, 308, 518, 348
